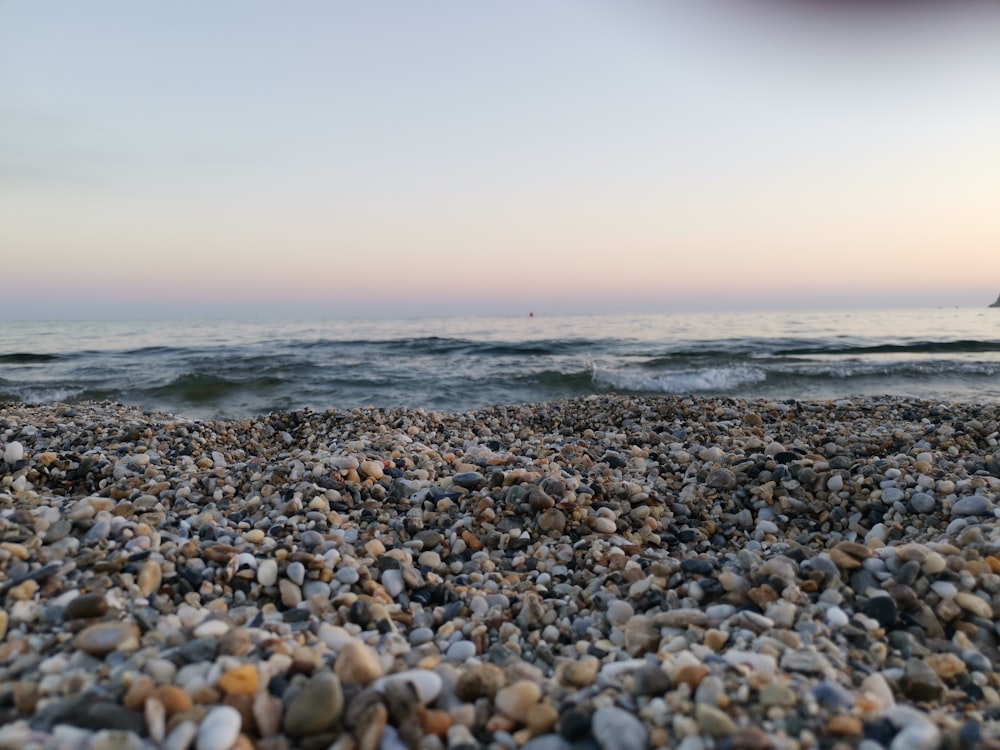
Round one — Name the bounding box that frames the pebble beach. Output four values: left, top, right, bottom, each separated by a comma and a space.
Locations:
1, 395, 999, 750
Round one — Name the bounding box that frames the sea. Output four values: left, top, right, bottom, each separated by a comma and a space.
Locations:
2, 308, 999, 421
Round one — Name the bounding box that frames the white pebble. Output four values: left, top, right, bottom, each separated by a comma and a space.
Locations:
382, 568, 405, 598
196, 706, 242, 750
257, 559, 278, 587
193, 619, 230, 638
372, 669, 443, 704
3, 441, 24, 464
826, 606, 849, 628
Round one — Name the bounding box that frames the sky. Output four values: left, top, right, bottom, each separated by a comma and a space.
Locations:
2, 0, 999, 319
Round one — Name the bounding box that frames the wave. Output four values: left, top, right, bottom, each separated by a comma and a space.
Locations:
290, 336, 595, 358
0, 352, 62, 364
593, 366, 768, 394
0, 386, 85, 403
774, 339, 1000, 357
146, 372, 286, 402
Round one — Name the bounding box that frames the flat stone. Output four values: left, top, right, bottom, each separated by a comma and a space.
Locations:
951, 496, 989, 516
75, 622, 141, 657
283, 671, 344, 736
452, 471, 485, 490
63, 593, 109, 620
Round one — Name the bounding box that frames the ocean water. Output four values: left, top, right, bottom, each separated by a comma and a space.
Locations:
1, 308, 999, 420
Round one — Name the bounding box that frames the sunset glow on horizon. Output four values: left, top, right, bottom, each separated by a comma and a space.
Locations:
2, 0, 999, 320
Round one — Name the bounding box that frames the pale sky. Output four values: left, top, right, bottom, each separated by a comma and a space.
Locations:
2, 0, 999, 319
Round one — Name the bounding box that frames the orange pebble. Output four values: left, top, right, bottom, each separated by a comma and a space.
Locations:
421, 708, 452, 737
827, 715, 863, 735
151, 685, 193, 715
219, 664, 260, 695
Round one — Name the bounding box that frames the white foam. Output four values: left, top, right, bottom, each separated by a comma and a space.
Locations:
592, 366, 766, 393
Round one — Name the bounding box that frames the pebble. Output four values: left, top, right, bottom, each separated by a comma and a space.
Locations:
951, 495, 990, 516
74, 622, 141, 657
3, 440, 23, 464
334, 639, 384, 685
196, 705, 242, 750
592, 706, 649, 750
282, 671, 343, 736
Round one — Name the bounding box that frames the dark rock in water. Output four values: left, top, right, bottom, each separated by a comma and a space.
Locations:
990, 293, 1000, 308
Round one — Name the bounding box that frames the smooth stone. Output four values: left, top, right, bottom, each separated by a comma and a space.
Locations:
196, 705, 242, 750
722, 651, 777, 674
521, 736, 572, 750
75, 622, 141, 657
495, 680, 542, 722
706, 468, 736, 490
257, 559, 278, 587
336, 567, 360, 585
863, 596, 897, 628
283, 671, 344, 736
286, 561, 306, 586
163, 721, 198, 750
334, 640, 384, 686
279, 579, 302, 608
954, 592, 993, 618
63, 593, 109, 620
372, 669, 443, 705
900, 658, 944, 702
606, 600, 634, 627
695, 703, 738, 737
910, 492, 936, 513
452, 471, 485, 489
445, 639, 477, 662
381, 568, 405, 598
592, 706, 649, 750
3, 441, 24, 464
951, 495, 989, 516
91, 729, 145, 750
883, 487, 905, 504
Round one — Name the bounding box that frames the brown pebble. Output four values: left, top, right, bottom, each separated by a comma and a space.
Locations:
123, 674, 155, 710
525, 702, 559, 736
74, 621, 141, 656
826, 715, 863, 735
63, 593, 109, 620
673, 664, 710, 690
152, 685, 193, 715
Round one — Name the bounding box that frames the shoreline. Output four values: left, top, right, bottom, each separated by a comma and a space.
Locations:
2, 395, 999, 749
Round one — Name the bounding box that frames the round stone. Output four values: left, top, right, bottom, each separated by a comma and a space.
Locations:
196, 706, 242, 750
593, 706, 650, 750
283, 671, 344, 736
